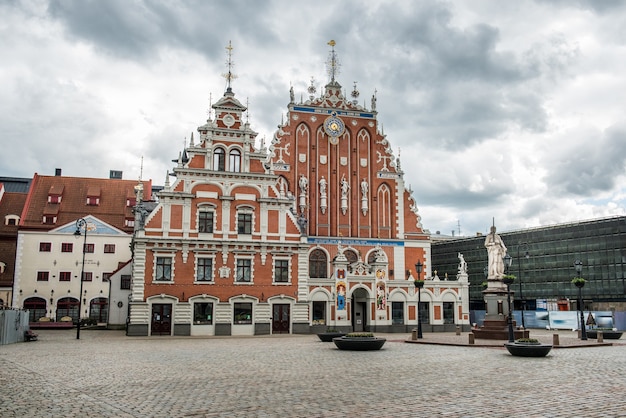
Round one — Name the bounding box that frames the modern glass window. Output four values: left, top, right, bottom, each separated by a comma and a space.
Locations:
120, 275, 131, 290
61, 243, 73, 252
213, 148, 226, 171
104, 244, 115, 253
236, 259, 252, 282
194, 302, 213, 325
156, 257, 172, 281
237, 213, 252, 234
84, 243, 95, 253
37, 271, 49, 281
392, 302, 404, 324
309, 249, 328, 278
234, 302, 252, 324
39, 242, 52, 252
229, 149, 241, 172
198, 211, 214, 233
274, 259, 289, 283
59, 271, 71, 282
197, 258, 213, 282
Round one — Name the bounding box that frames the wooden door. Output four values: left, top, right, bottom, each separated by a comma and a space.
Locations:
272, 304, 290, 334
151, 303, 172, 335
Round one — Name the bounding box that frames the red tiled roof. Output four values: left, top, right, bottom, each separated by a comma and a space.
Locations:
20, 173, 152, 232
0, 191, 27, 235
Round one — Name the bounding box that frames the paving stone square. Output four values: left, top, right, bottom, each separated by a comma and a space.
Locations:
1, 329, 625, 417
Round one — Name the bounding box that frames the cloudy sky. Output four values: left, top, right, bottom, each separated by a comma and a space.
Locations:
2, 0, 626, 236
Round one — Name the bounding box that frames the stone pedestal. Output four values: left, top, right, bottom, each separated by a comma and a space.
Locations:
473, 287, 528, 340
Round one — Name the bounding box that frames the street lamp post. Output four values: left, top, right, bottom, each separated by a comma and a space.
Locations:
503, 253, 514, 343
414, 261, 424, 339
74, 218, 88, 340
516, 243, 529, 328
574, 260, 587, 341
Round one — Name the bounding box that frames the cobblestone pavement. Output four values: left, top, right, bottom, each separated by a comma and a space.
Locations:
1, 329, 625, 418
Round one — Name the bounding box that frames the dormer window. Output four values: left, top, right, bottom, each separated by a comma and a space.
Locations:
86, 186, 101, 206
4, 214, 19, 225
47, 184, 64, 203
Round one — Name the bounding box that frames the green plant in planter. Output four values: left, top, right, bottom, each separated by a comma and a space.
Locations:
414, 280, 425, 288
515, 338, 539, 344
345, 332, 375, 338
325, 327, 340, 333
502, 274, 516, 285
571, 277, 586, 286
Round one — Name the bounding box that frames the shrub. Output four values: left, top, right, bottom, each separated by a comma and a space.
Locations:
515, 338, 539, 343
345, 332, 374, 338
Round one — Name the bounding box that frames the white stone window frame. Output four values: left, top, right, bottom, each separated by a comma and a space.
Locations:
153, 253, 175, 283
272, 256, 291, 285
194, 255, 215, 284
197, 204, 217, 235
4, 214, 19, 226
236, 205, 255, 236
234, 255, 254, 284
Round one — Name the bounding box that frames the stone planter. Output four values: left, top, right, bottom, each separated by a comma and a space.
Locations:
504, 341, 552, 357
587, 330, 623, 340
317, 332, 346, 342
333, 336, 387, 351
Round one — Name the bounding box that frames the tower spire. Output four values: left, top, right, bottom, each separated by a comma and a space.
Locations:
326, 40, 340, 83
222, 40, 237, 93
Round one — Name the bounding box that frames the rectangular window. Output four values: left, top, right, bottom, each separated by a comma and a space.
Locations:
120, 275, 131, 290
392, 302, 404, 324
48, 195, 60, 203
419, 302, 430, 325
193, 302, 213, 325
443, 302, 455, 324
61, 243, 73, 253
198, 211, 214, 233
127, 198, 136, 207
196, 258, 213, 282
102, 272, 112, 282
43, 216, 56, 224
236, 259, 251, 282
86, 197, 99, 206
104, 244, 115, 254
312, 301, 326, 325
237, 213, 252, 234
233, 302, 252, 324
82, 272, 93, 282
59, 271, 71, 282
274, 259, 289, 283
84, 243, 95, 253
125, 218, 135, 227
37, 271, 49, 281
39, 242, 52, 252
156, 257, 172, 281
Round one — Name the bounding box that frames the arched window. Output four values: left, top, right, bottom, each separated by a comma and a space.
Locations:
23, 297, 47, 322
56, 297, 79, 323
213, 148, 225, 171
229, 149, 241, 172
89, 297, 108, 323
309, 249, 328, 278
344, 249, 358, 272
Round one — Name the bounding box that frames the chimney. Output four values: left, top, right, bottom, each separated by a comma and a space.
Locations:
55, 168, 62, 176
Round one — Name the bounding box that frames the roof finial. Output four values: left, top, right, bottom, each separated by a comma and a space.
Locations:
139, 155, 144, 181
326, 40, 340, 83
222, 41, 237, 93
246, 97, 250, 123
207, 92, 213, 121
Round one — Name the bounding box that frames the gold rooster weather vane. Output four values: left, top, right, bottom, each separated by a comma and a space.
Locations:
223, 41, 237, 90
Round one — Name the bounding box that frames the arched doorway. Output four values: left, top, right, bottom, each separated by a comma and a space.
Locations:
23, 297, 47, 322
56, 297, 79, 323
351, 287, 369, 332
90, 297, 109, 324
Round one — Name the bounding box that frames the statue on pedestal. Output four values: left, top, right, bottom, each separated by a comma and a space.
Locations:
485, 225, 507, 279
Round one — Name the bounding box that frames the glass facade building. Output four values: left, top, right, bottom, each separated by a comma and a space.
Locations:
431, 216, 626, 312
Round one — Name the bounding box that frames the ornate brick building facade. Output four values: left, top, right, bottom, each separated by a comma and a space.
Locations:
127, 43, 469, 336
